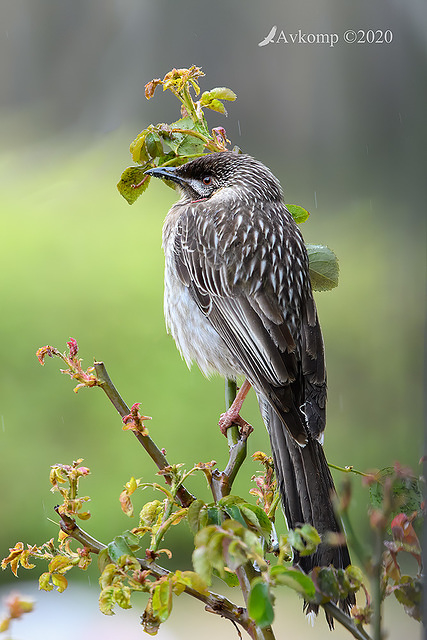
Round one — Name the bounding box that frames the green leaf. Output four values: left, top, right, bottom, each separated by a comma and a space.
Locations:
311, 567, 341, 601
97, 549, 111, 575
48, 555, 72, 573
192, 546, 212, 585
345, 565, 364, 592
162, 116, 207, 156
369, 467, 423, 519
173, 570, 209, 595
107, 532, 140, 563
199, 88, 237, 114
145, 131, 163, 159
207, 506, 222, 526
248, 579, 274, 628
207, 530, 227, 573
140, 500, 163, 527
39, 572, 53, 592
306, 244, 339, 291
152, 579, 173, 623
130, 130, 150, 164
218, 495, 245, 507
213, 567, 240, 587
394, 576, 422, 621
202, 87, 237, 102
270, 565, 316, 599
51, 573, 68, 593
286, 204, 310, 224
206, 99, 226, 114
187, 499, 206, 534
99, 586, 115, 615
240, 504, 272, 540
224, 538, 247, 570
114, 585, 132, 610
287, 524, 321, 556
117, 166, 150, 205
223, 505, 248, 528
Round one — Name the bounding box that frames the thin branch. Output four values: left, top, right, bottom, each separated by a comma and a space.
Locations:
328, 463, 372, 478
203, 380, 276, 640
371, 529, 384, 640
323, 602, 373, 640
56, 512, 256, 638
94, 361, 194, 508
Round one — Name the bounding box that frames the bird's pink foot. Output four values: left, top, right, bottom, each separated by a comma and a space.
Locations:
218, 409, 251, 436
218, 378, 253, 436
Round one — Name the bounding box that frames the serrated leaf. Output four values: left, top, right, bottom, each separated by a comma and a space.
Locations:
99, 586, 116, 616
117, 166, 150, 205
163, 117, 207, 156
394, 576, 422, 621
306, 244, 339, 291
369, 468, 423, 518
286, 204, 310, 224
115, 585, 132, 610
248, 579, 274, 628
270, 566, 316, 599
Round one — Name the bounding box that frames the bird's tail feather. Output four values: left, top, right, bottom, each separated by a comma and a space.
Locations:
258, 398, 355, 618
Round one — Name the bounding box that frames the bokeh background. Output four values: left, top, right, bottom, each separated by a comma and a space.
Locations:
0, 1, 425, 638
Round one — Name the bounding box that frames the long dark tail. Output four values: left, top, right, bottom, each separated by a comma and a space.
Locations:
259, 400, 355, 616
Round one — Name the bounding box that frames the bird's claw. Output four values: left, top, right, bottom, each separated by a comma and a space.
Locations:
218, 411, 252, 437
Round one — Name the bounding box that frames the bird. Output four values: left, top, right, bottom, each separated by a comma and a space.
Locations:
145, 151, 353, 614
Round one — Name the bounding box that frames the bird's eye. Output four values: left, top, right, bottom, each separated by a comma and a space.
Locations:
202, 176, 212, 185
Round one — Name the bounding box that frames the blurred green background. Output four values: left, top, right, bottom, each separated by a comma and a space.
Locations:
0, 1, 425, 638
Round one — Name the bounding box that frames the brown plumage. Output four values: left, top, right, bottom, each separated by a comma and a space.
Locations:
146, 152, 353, 616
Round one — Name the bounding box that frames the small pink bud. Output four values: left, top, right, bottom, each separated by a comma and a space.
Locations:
67, 338, 79, 358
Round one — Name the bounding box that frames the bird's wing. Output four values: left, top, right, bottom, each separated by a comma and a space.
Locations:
173, 199, 326, 442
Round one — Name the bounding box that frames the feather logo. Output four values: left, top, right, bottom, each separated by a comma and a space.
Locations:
258, 26, 277, 47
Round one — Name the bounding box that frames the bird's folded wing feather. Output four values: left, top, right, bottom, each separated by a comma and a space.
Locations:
172, 201, 327, 442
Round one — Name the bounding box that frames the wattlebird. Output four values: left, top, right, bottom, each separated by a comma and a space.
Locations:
145, 152, 353, 613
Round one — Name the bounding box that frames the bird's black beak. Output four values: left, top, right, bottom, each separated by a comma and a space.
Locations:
144, 166, 186, 187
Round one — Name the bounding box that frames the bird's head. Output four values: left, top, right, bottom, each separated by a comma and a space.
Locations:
145, 152, 283, 203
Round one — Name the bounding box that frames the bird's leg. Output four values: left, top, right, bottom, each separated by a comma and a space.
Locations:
219, 379, 252, 436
